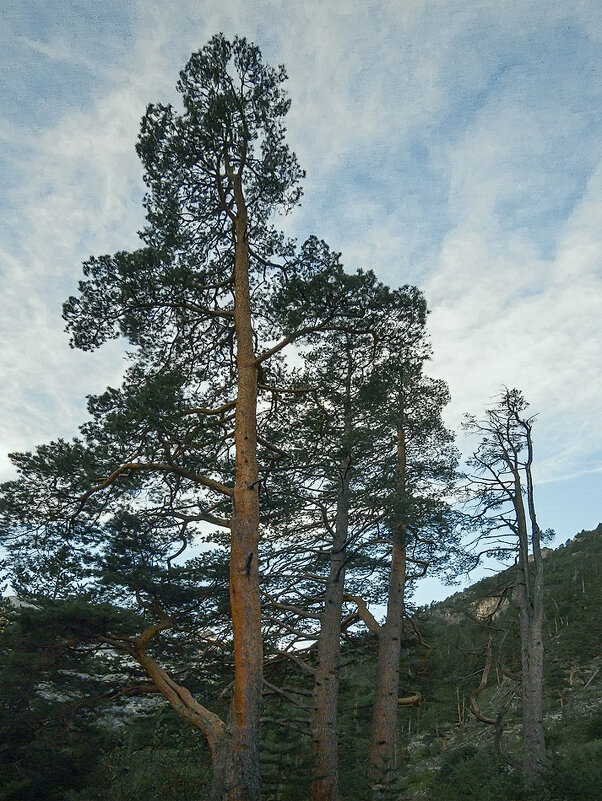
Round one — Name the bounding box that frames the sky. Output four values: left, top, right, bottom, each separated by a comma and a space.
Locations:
1, 0, 601, 604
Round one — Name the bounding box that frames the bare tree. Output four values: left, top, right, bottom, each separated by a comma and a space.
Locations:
464, 388, 548, 784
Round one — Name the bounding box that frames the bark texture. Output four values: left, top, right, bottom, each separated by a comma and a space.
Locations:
229, 176, 263, 801
518, 597, 546, 781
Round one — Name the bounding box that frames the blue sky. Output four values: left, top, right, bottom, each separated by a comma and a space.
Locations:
1, 0, 601, 603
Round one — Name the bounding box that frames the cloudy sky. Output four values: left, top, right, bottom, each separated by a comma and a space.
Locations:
1, 1, 601, 600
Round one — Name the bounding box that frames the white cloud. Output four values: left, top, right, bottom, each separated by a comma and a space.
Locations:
425, 145, 602, 483
19, 33, 97, 70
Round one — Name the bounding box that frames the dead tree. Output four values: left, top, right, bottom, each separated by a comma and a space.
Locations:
465, 388, 548, 784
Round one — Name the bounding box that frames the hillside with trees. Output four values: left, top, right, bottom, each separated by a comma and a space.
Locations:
1, 525, 600, 800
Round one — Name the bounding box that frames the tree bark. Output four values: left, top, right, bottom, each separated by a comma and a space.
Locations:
209, 738, 242, 801
518, 602, 546, 782
229, 174, 262, 800
522, 434, 547, 783
513, 453, 547, 785
310, 458, 351, 801
367, 427, 407, 800
515, 523, 546, 784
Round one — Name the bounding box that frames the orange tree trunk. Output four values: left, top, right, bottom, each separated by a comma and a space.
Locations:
229, 180, 262, 801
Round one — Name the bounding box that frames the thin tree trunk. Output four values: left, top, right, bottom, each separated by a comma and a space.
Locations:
367, 427, 407, 799
310, 458, 351, 801
514, 456, 547, 785
229, 175, 262, 801
519, 606, 546, 782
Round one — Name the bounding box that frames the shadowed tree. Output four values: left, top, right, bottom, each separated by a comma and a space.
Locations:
358, 360, 461, 801
258, 283, 461, 801
268, 282, 427, 801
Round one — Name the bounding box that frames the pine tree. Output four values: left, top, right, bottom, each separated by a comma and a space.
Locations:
363, 360, 460, 800
0, 36, 361, 800
259, 280, 457, 801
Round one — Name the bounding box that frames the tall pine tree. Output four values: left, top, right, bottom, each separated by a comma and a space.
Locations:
0, 37, 363, 801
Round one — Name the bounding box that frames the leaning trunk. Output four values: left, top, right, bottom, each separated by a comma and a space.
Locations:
229, 176, 263, 800
367, 426, 407, 800
132, 645, 234, 801
310, 458, 351, 801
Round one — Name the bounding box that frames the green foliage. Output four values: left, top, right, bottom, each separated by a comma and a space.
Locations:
544, 740, 602, 801
433, 745, 522, 801
69, 709, 212, 801
1, 527, 600, 799
0, 603, 119, 801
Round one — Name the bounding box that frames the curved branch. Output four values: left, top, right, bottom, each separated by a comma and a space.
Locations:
79, 461, 233, 505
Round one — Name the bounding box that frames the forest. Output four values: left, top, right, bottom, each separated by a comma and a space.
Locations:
2, 525, 600, 800
0, 35, 599, 801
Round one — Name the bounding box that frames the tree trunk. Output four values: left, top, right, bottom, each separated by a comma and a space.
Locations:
310, 458, 351, 801
366, 541, 406, 799
229, 175, 262, 800
367, 427, 407, 800
132, 242, 265, 799
514, 461, 547, 785
209, 738, 235, 801
520, 609, 546, 781
517, 556, 546, 783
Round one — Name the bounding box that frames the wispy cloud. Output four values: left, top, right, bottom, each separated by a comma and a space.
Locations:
18, 33, 97, 70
